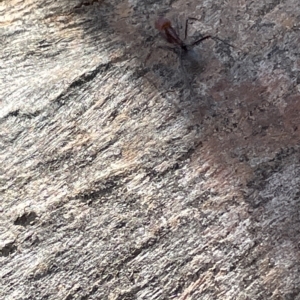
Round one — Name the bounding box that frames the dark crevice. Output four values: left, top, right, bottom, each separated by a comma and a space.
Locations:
0, 242, 17, 257
14, 211, 38, 227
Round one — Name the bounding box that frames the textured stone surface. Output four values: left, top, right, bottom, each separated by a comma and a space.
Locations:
1, 0, 300, 299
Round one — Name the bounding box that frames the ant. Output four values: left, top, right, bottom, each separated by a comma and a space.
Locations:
154, 16, 236, 53
146, 16, 238, 100
74, 0, 103, 9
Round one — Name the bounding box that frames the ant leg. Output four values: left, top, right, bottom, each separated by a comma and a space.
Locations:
185, 17, 213, 47
186, 16, 241, 50
185, 17, 200, 41
191, 33, 241, 51
144, 49, 154, 65
175, 16, 186, 42
157, 45, 177, 53
184, 18, 189, 41
185, 17, 202, 41
190, 35, 212, 47
210, 36, 242, 51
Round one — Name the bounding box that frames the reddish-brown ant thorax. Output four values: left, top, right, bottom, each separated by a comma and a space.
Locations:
155, 16, 185, 48
155, 16, 171, 32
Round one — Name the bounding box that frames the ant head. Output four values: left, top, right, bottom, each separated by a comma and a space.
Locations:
155, 16, 171, 32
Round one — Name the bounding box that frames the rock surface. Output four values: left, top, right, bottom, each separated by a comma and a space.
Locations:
1, 0, 300, 299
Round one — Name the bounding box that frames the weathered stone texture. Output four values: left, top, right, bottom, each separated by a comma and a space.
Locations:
1, 0, 300, 299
